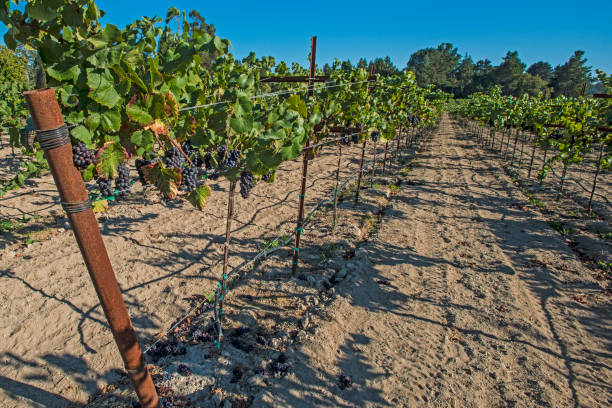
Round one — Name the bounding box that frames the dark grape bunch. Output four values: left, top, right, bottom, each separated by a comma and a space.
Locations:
97, 178, 113, 197
371, 131, 380, 142
262, 170, 273, 182
182, 140, 196, 156
216, 145, 227, 164
225, 149, 241, 168
164, 147, 184, 169
341, 133, 350, 145
115, 163, 131, 197
351, 134, 359, 144
72, 142, 96, 170
204, 152, 213, 170
182, 141, 203, 167
208, 169, 220, 180
181, 166, 199, 192
550, 130, 564, 140
240, 171, 255, 199
408, 115, 421, 126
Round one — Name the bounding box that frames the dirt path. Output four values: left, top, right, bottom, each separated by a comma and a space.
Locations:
259, 114, 611, 407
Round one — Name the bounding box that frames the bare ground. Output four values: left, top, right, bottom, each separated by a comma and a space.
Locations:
88, 115, 610, 408
1, 115, 610, 407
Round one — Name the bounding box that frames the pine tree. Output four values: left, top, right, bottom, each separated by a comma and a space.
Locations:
551, 51, 592, 97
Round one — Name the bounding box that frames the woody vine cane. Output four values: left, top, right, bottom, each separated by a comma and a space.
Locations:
24, 89, 160, 408
355, 65, 376, 204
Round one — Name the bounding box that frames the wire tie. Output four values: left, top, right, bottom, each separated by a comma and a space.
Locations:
293, 247, 299, 252
295, 227, 304, 235
299, 194, 305, 199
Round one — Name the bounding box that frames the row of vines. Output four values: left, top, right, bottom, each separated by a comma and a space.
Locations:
0, 1, 447, 212
449, 83, 611, 211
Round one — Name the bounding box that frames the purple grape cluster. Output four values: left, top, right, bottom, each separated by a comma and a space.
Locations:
182, 140, 203, 167
351, 134, 359, 144
115, 163, 131, 197
204, 152, 213, 170
262, 170, 273, 182
550, 130, 564, 140
341, 134, 350, 145
72, 142, 96, 170
181, 166, 199, 192
240, 171, 255, 199
225, 149, 241, 168
371, 131, 380, 142
97, 178, 113, 197
164, 147, 184, 169
408, 115, 421, 125
216, 145, 227, 164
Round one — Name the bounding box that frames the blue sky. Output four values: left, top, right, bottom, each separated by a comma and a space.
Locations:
3, 1, 612, 72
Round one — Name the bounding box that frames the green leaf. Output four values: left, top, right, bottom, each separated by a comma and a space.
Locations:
88, 24, 122, 48
26, 0, 60, 21
84, 112, 101, 132
8, 127, 20, 147
213, 36, 225, 52
229, 116, 253, 135
100, 110, 121, 132
82, 164, 96, 182
71, 125, 92, 145
287, 95, 307, 118
141, 163, 181, 199
86, 68, 122, 108
92, 199, 108, 213
126, 97, 154, 125
187, 185, 211, 210
95, 142, 126, 179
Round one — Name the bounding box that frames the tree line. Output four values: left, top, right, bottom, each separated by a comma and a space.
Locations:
324, 43, 600, 99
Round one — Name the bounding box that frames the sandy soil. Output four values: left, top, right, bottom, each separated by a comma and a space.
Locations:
1, 115, 610, 407
86, 115, 610, 408
0, 131, 395, 406
253, 116, 611, 408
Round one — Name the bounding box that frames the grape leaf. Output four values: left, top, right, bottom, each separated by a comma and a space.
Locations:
187, 185, 211, 210
141, 163, 181, 199
95, 142, 126, 179
92, 199, 108, 213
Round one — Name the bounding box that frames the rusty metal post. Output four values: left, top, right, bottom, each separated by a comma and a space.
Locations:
332, 142, 342, 230
382, 140, 388, 175
556, 133, 575, 200
292, 36, 317, 276
355, 137, 367, 204
24, 89, 160, 408
528, 131, 538, 178
370, 137, 377, 185
588, 141, 605, 213
220, 181, 236, 310
518, 131, 526, 169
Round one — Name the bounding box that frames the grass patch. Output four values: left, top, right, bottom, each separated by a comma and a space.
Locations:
520, 187, 545, 208
0, 214, 42, 234
548, 219, 571, 236
599, 232, 612, 241
320, 242, 340, 262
